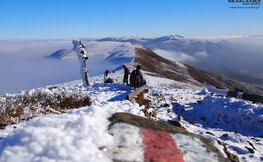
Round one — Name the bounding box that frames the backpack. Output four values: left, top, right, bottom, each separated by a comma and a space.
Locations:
130, 70, 138, 85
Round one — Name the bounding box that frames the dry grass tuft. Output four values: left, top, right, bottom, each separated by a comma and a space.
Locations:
0, 91, 91, 128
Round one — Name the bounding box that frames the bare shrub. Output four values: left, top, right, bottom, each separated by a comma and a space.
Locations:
0, 91, 91, 128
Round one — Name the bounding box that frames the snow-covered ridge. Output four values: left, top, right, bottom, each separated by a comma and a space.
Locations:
45, 41, 138, 77
47, 41, 136, 62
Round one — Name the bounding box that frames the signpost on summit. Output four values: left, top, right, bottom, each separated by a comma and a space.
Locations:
72, 40, 91, 87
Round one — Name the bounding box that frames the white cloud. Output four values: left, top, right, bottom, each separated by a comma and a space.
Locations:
0, 40, 72, 57
153, 49, 197, 62
194, 51, 208, 58
240, 70, 249, 75
257, 73, 263, 79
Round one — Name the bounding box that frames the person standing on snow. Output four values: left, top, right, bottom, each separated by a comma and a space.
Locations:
122, 65, 130, 85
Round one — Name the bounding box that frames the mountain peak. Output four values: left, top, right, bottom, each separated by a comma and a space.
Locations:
170, 34, 184, 39
156, 34, 184, 41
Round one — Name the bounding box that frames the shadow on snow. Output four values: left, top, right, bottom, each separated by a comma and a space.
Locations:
172, 95, 263, 137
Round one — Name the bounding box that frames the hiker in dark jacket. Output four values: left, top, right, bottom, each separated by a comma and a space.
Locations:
123, 65, 130, 85
135, 65, 146, 87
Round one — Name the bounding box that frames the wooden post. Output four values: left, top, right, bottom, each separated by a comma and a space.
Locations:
82, 55, 90, 87
73, 40, 91, 87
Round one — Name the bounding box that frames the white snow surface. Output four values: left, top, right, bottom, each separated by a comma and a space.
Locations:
0, 70, 262, 161
108, 123, 144, 162
0, 106, 113, 162
171, 134, 219, 162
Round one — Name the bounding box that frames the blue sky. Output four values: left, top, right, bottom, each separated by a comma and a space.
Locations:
0, 0, 262, 39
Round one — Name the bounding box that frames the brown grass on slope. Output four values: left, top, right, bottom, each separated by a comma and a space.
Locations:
135, 47, 231, 90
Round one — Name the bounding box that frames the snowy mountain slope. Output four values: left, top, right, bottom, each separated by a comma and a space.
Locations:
46, 48, 75, 60
0, 39, 262, 161
0, 71, 262, 161
98, 35, 263, 82
46, 41, 138, 77
45, 40, 263, 96
47, 41, 137, 62
46, 40, 233, 90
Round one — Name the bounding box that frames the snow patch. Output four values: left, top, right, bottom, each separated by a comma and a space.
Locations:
0, 104, 113, 162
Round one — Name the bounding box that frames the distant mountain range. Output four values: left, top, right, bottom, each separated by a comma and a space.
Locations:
96, 35, 263, 83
